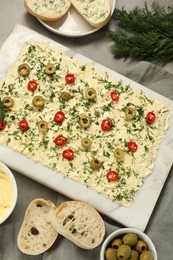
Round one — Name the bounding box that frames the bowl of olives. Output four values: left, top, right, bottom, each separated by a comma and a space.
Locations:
100, 228, 157, 260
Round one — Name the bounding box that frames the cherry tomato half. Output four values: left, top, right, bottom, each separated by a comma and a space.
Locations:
19, 120, 29, 131
0, 120, 6, 130
110, 91, 119, 101
62, 149, 74, 160
27, 80, 38, 92
101, 119, 112, 131
128, 141, 138, 152
106, 171, 119, 181
146, 112, 156, 125
54, 135, 67, 146
65, 74, 75, 84
54, 111, 65, 123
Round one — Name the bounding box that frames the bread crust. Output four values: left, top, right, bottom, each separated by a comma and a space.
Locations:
51, 200, 105, 249
24, 0, 71, 22
17, 198, 58, 255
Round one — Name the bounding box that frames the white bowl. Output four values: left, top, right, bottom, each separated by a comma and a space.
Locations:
0, 162, 18, 224
100, 227, 157, 260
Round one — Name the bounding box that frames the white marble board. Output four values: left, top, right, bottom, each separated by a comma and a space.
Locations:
0, 24, 173, 231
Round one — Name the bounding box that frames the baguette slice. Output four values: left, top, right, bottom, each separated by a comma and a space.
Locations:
24, 0, 71, 22
51, 200, 105, 249
71, 0, 111, 28
17, 198, 58, 255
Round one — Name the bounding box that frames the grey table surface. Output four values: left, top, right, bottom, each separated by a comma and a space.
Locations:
0, 1, 173, 260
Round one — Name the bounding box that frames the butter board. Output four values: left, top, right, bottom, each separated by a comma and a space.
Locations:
0, 24, 173, 231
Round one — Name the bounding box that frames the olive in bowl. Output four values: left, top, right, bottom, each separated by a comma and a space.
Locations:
100, 228, 157, 260
0, 162, 18, 224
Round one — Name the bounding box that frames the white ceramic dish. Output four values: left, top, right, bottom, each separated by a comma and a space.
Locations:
0, 162, 18, 224
100, 228, 157, 260
38, 0, 116, 37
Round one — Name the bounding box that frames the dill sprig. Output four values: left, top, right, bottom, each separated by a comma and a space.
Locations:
108, 2, 173, 63
0, 99, 5, 121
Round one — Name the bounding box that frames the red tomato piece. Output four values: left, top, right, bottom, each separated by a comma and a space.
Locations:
65, 74, 75, 84
146, 112, 156, 125
106, 171, 119, 181
110, 91, 119, 101
19, 120, 29, 131
128, 142, 138, 152
27, 80, 38, 91
54, 135, 67, 146
101, 119, 112, 131
54, 111, 65, 123
0, 120, 6, 130
62, 149, 74, 160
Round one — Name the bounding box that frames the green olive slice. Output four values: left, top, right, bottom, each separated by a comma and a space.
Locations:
85, 88, 96, 100
125, 107, 136, 120
114, 149, 124, 161
79, 114, 91, 129
45, 64, 56, 74
90, 158, 102, 170
60, 92, 72, 101
32, 96, 45, 108
81, 138, 92, 150
17, 63, 30, 76
3, 97, 14, 108
37, 120, 48, 134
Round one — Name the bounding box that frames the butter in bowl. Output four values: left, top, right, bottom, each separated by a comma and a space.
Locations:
0, 161, 18, 224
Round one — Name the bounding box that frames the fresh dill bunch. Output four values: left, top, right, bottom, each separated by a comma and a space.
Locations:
108, 2, 173, 62
108, 30, 173, 62
113, 2, 173, 38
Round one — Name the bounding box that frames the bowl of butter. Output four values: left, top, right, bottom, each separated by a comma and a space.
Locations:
0, 161, 18, 224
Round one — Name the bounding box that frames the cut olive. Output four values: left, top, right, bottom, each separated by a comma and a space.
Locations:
125, 107, 136, 120
111, 238, 123, 249
90, 158, 102, 170
114, 149, 124, 161
3, 97, 14, 109
81, 138, 92, 150
117, 244, 131, 260
18, 63, 30, 76
60, 92, 72, 101
45, 64, 56, 74
140, 250, 154, 260
85, 88, 96, 100
37, 120, 48, 134
79, 114, 91, 129
32, 96, 45, 108
105, 247, 118, 260
135, 240, 147, 253
122, 233, 138, 247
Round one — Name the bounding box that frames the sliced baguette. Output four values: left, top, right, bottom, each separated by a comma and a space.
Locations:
24, 0, 71, 22
17, 198, 58, 255
51, 200, 105, 249
71, 0, 111, 28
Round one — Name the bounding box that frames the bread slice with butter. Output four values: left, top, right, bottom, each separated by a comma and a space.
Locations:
51, 200, 105, 249
17, 198, 58, 255
71, 0, 111, 27
24, 0, 71, 22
